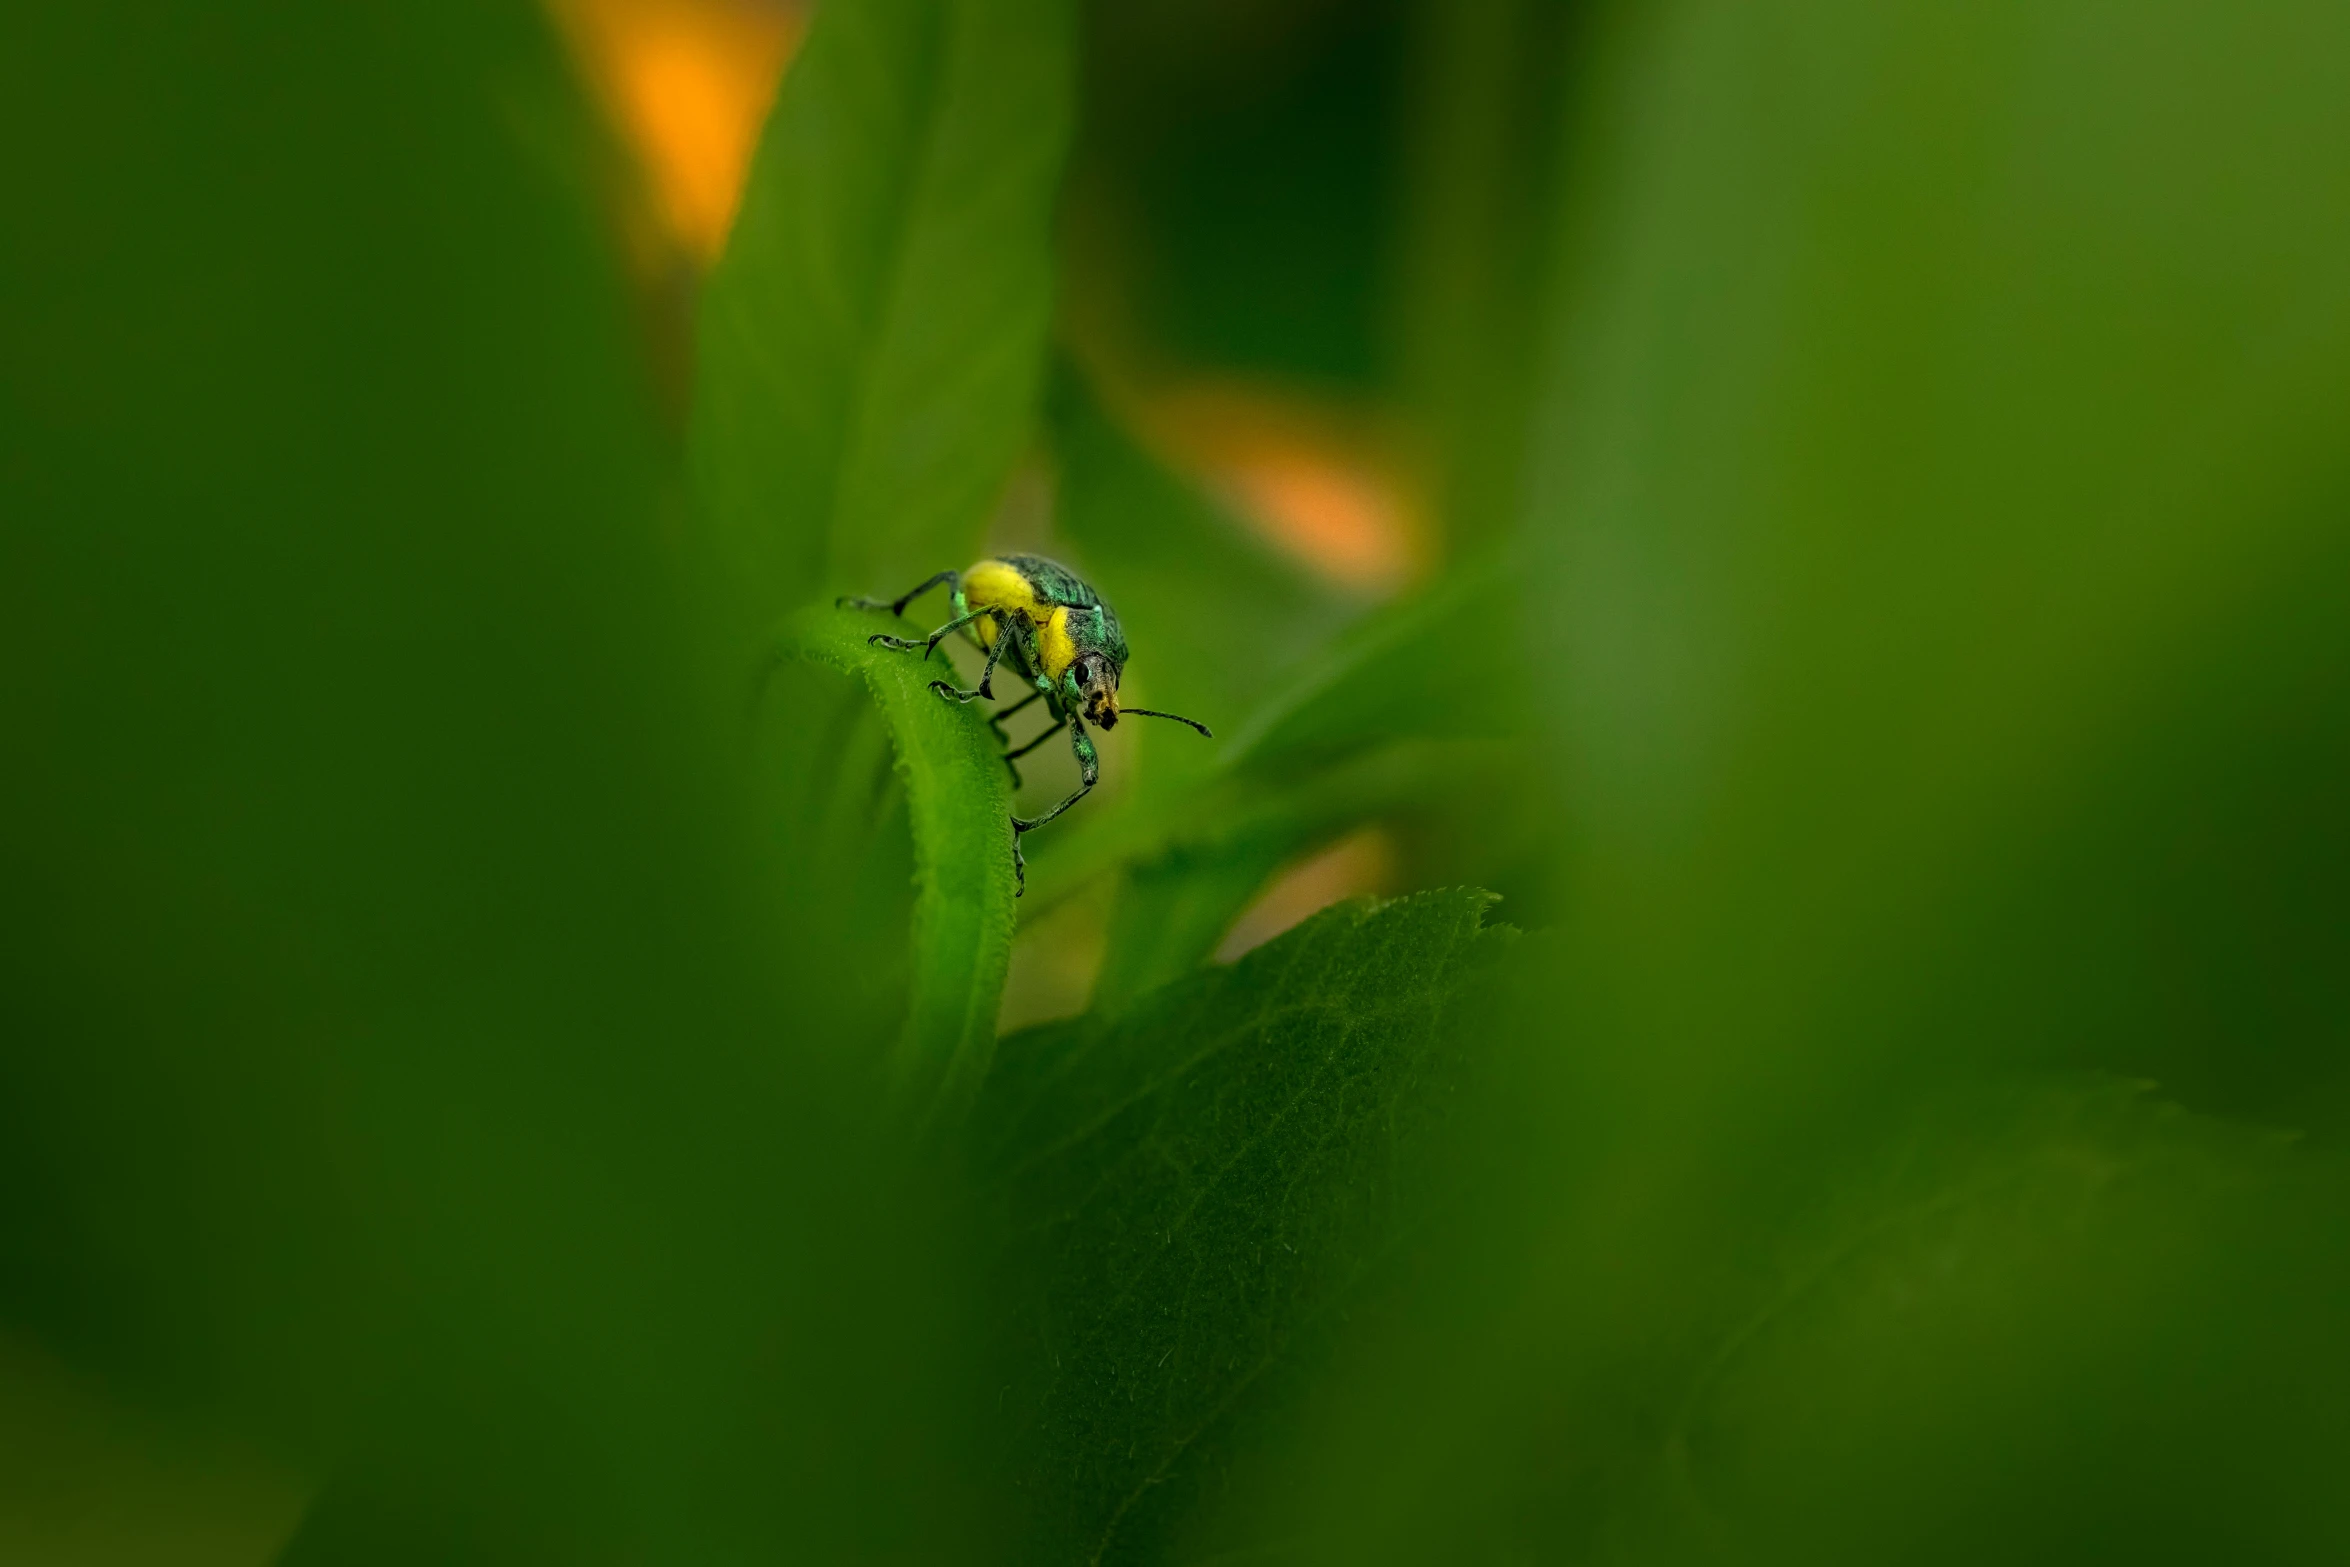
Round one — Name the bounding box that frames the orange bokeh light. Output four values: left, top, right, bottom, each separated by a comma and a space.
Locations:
550, 0, 803, 262
1138, 381, 1424, 596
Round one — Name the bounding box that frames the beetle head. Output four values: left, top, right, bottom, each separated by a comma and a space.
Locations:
1072, 650, 1122, 728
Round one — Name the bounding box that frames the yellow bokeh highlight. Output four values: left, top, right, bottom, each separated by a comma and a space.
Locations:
1132, 381, 1424, 597
549, 0, 804, 262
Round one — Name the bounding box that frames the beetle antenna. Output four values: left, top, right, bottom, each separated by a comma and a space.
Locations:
1122, 708, 1214, 739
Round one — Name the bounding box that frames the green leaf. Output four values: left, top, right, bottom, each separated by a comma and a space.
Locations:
771, 605, 1019, 1117
1519, 0, 2350, 1114
1, 6, 1003, 1557
1250, 1, 2350, 1548
1647, 1082, 2347, 1562
0, 0, 683, 1437
972, 888, 1516, 1563
1269, 1066, 2350, 1565
690, 0, 1078, 635
1391, 0, 1584, 552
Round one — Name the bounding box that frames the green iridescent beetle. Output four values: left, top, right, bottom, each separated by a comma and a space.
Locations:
840, 554, 1212, 893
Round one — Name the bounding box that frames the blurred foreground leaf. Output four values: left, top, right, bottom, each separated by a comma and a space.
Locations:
1274, 1065, 2350, 1564
1645, 1081, 2350, 1563
1, 3, 999, 1560
1263, 0, 2350, 1557
0, 1327, 307, 1566
1525, 0, 2350, 1119
1393, 0, 1584, 553
973, 889, 1515, 1563
691, 0, 1077, 629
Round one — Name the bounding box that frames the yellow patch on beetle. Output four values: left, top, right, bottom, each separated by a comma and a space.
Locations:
960, 558, 1076, 679
1036, 605, 1075, 679
963, 558, 1037, 616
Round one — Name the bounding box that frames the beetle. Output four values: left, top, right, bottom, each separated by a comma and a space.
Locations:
840, 554, 1212, 894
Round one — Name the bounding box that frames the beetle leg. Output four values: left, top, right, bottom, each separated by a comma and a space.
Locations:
1001, 713, 1067, 765
1002, 717, 1066, 763
928, 628, 1010, 705
1011, 715, 1098, 836
976, 631, 1007, 698
924, 608, 999, 661
1008, 710, 1094, 897
986, 686, 1046, 734
868, 606, 993, 665
837, 568, 958, 618
1005, 686, 1071, 756
982, 691, 1056, 788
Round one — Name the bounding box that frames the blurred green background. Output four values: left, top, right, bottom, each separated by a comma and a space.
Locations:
5, 0, 2348, 1562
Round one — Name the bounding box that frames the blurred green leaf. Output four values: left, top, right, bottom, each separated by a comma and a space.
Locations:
772, 605, 1019, 1116
1523, 0, 2350, 1117
690, 0, 1077, 634
1641, 1081, 2350, 1564
0, 1327, 307, 1567
1255, 0, 2350, 1556
1, 3, 1001, 1560
1218, 554, 1522, 777
1, 0, 684, 1437
1393, 0, 1584, 550
972, 888, 1515, 1563
1272, 1064, 2350, 1565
